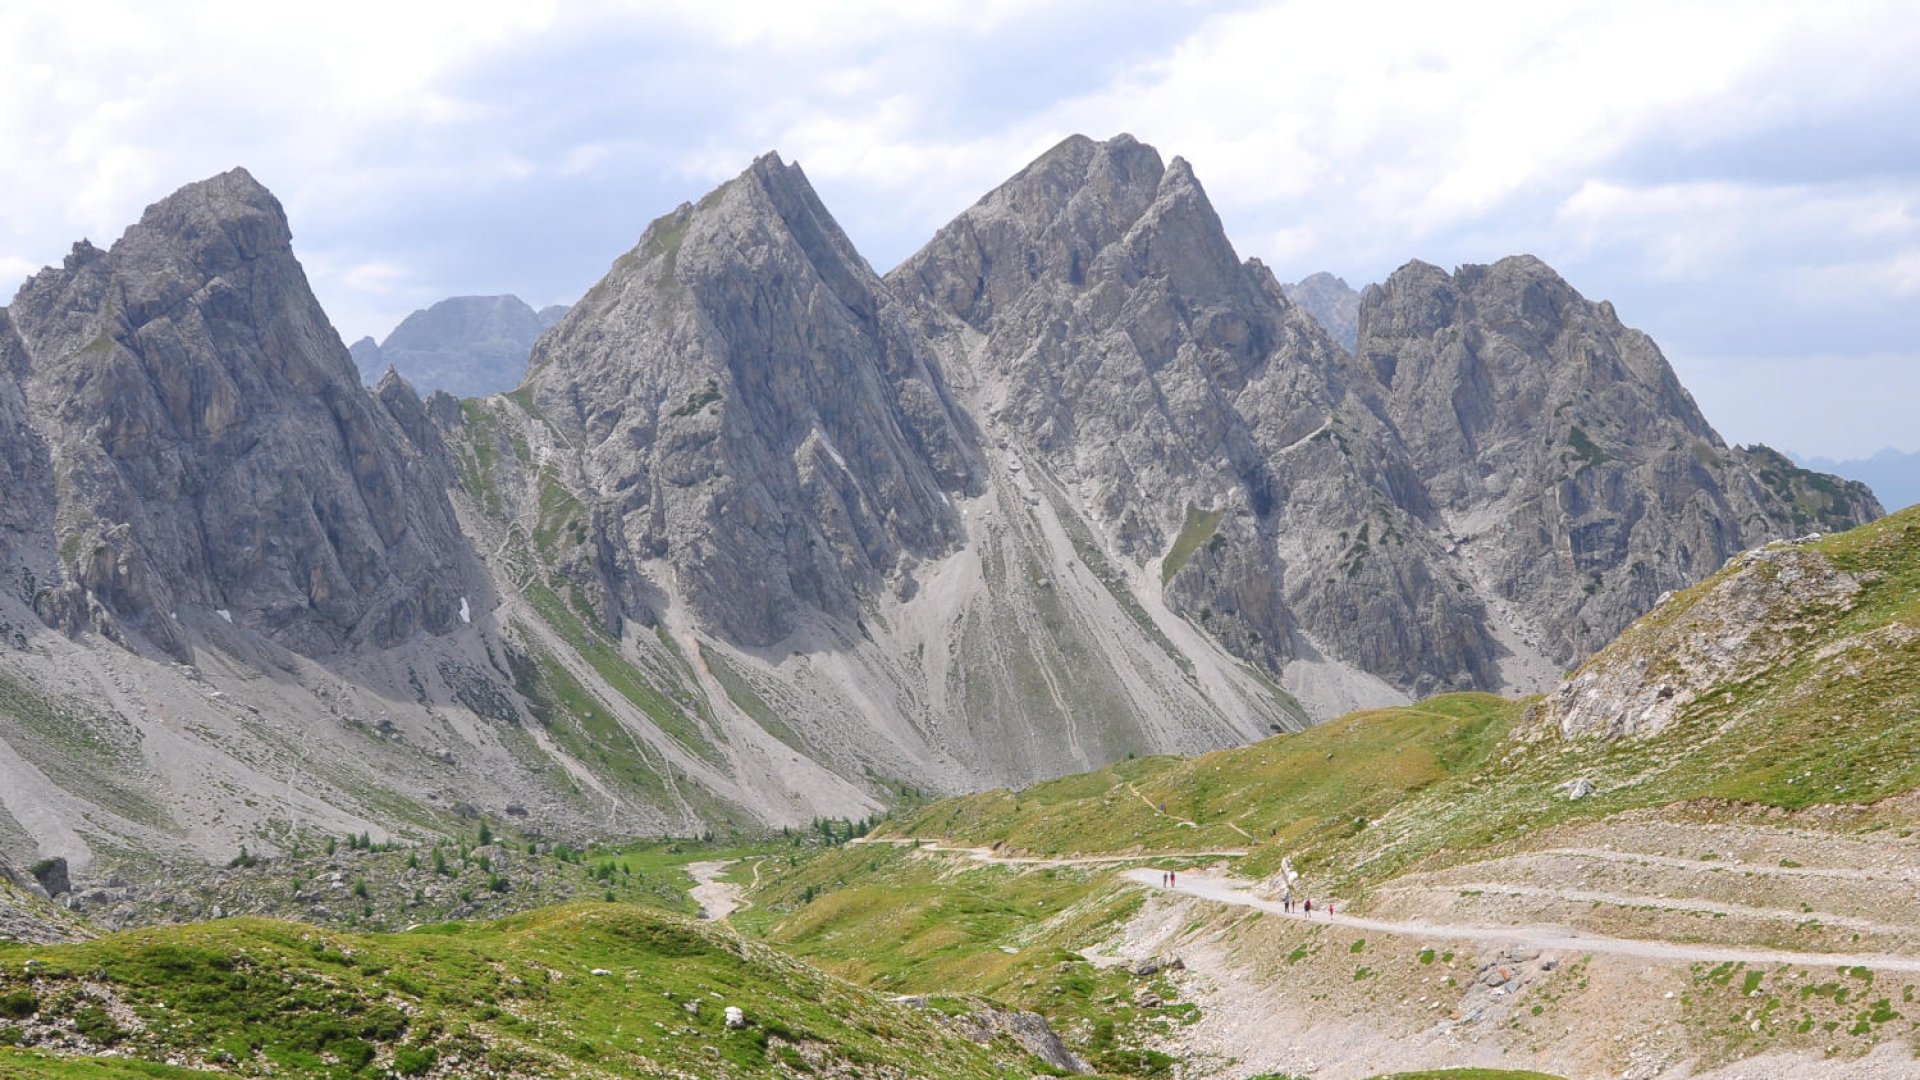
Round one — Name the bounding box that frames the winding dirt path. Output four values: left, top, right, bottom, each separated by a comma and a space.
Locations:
864, 836, 1920, 973
1123, 781, 1257, 841
1125, 867, 1920, 973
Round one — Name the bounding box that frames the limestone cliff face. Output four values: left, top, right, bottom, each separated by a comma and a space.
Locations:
523, 153, 976, 647
893, 135, 1496, 697
1356, 256, 1882, 665
3, 169, 476, 660
0, 313, 56, 592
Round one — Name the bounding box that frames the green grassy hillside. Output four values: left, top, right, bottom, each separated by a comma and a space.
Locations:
0, 903, 1047, 1078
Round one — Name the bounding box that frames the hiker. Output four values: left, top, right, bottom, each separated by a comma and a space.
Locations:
1304, 898, 1312, 915
1328, 902, 1334, 918
1170, 870, 1177, 888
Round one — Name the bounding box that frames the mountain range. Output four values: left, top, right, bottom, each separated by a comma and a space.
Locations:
0, 135, 1880, 875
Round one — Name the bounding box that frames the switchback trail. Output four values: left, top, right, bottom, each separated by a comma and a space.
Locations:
864, 836, 1920, 973
852, 836, 1250, 865
1124, 868, 1920, 974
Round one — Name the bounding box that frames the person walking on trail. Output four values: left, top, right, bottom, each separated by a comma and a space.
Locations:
1303, 898, 1312, 916
1170, 870, 1177, 888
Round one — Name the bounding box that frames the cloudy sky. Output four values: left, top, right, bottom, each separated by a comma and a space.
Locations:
2, 0, 1915, 458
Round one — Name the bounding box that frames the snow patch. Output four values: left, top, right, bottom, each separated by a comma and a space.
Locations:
216, 610, 231, 623
459, 597, 471, 624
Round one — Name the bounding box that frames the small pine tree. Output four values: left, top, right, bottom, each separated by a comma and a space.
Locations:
353, 878, 369, 899
477, 821, 493, 848
433, 848, 450, 877
325, 837, 337, 856
405, 852, 418, 871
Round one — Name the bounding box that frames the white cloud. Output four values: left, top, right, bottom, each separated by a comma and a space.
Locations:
4, 0, 1918, 456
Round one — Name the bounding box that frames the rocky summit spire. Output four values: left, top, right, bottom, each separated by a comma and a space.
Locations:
1355, 254, 1881, 663
522, 152, 977, 646
3, 168, 477, 660
893, 134, 1500, 698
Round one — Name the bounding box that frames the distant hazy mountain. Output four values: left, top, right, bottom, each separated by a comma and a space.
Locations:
1281, 271, 1361, 351
352, 295, 568, 398
1791, 449, 1920, 511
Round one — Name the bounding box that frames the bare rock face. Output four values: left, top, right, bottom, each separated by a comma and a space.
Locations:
523, 153, 976, 646
1356, 256, 1882, 666
893, 135, 1497, 696
1282, 271, 1361, 351
3, 169, 476, 660
0, 313, 57, 594
352, 294, 565, 398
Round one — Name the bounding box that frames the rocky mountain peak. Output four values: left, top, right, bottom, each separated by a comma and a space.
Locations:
2, 168, 477, 660
891, 134, 1168, 332
522, 150, 973, 646
1356, 254, 1879, 666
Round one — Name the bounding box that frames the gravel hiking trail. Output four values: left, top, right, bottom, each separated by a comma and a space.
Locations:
868, 836, 1920, 972
1124, 867, 1920, 973
852, 837, 1249, 864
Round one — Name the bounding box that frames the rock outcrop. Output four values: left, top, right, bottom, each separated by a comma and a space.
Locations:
352, 294, 567, 398
1541, 536, 1869, 739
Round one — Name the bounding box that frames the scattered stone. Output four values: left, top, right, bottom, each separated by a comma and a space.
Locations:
724, 1005, 745, 1029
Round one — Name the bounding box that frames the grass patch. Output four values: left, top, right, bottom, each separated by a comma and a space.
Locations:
1161, 504, 1225, 586
0, 904, 1037, 1078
